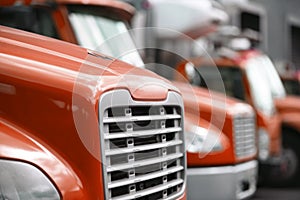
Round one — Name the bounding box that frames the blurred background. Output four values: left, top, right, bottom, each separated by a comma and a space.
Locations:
123, 0, 300, 199
127, 0, 300, 82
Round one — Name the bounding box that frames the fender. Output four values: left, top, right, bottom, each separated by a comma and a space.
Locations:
0, 117, 85, 199
184, 113, 233, 166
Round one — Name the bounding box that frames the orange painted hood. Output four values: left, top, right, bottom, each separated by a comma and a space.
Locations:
0, 26, 183, 199
173, 81, 254, 116
275, 95, 300, 113
0, 26, 180, 101
275, 95, 300, 131
175, 82, 255, 165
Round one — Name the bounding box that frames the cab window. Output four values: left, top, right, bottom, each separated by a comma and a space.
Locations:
0, 6, 59, 39
194, 66, 246, 100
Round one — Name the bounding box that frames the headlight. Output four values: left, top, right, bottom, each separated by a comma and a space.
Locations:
258, 128, 270, 161
185, 125, 223, 153
0, 159, 60, 200
261, 105, 276, 118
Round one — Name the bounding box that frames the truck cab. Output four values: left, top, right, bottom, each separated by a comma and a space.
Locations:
0, 0, 143, 65
0, 25, 187, 199
127, 1, 258, 199
177, 83, 257, 200
178, 47, 300, 185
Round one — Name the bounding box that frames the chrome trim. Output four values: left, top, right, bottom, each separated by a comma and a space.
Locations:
233, 114, 257, 159
187, 160, 258, 200
105, 140, 183, 156
104, 127, 182, 139
99, 89, 186, 200
103, 114, 181, 123
108, 166, 184, 189
113, 179, 184, 200
106, 153, 184, 172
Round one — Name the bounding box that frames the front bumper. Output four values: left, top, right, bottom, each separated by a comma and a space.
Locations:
187, 160, 258, 200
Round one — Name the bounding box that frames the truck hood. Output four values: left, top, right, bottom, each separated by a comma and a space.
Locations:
0, 26, 180, 101
174, 82, 256, 165
275, 95, 300, 113
0, 26, 184, 198
173, 81, 253, 116
275, 95, 300, 131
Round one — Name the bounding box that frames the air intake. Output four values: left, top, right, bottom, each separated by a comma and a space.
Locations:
233, 115, 257, 159
99, 90, 186, 200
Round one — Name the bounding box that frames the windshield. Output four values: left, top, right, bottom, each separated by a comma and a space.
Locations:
254, 55, 286, 98
245, 59, 275, 115
283, 79, 300, 96
194, 66, 245, 100
69, 12, 144, 67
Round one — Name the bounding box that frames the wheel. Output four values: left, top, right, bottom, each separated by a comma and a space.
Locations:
279, 145, 299, 184
261, 129, 300, 187
278, 132, 300, 185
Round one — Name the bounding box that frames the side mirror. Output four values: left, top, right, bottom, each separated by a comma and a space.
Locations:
184, 62, 197, 82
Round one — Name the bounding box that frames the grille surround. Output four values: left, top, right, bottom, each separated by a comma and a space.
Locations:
99, 89, 186, 200
233, 114, 257, 159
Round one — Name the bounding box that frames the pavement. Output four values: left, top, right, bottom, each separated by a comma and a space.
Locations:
252, 186, 300, 200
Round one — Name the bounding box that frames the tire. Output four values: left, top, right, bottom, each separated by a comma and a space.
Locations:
261, 128, 300, 187
279, 131, 300, 186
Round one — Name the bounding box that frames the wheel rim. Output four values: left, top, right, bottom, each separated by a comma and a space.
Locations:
280, 148, 298, 180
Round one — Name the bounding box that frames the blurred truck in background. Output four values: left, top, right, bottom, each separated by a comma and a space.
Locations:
175, 83, 257, 200
127, 0, 296, 187
177, 36, 300, 185
127, 0, 258, 199
219, 0, 300, 72
216, 4, 300, 173
176, 48, 282, 180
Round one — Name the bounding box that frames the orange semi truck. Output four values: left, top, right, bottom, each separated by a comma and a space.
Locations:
0, 1, 258, 199
128, 1, 258, 199
0, 26, 187, 199
178, 49, 300, 184
175, 83, 257, 200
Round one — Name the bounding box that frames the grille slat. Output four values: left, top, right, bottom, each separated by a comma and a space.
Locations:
235, 138, 255, 143
236, 144, 256, 150
104, 127, 182, 139
235, 134, 254, 139
233, 115, 256, 159
108, 166, 184, 189
100, 90, 185, 200
103, 114, 181, 123
106, 140, 183, 156
112, 179, 184, 200
107, 153, 183, 172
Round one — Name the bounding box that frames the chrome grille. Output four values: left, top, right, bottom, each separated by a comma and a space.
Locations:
99, 90, 185, 200
233, 115, 256, 159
